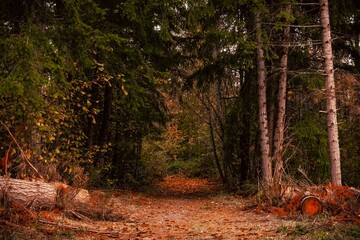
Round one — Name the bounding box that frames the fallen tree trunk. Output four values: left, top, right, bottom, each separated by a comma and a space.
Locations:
0, 177, 89, 209
0, 177, 124, 221
0, 177, 57, 209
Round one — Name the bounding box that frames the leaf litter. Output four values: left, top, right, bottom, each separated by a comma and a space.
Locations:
1, 175, 359, 239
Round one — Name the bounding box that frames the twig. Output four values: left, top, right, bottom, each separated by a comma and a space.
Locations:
0, 120, 43, 179
38, 218, 120, 235
0, 219, 23, 228
297, 166, 315, 185
65, 209, 93, 222
3, 140, 14, 176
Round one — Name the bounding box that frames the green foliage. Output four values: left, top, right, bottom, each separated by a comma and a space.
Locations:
289, 112, 329, 182
284, 71, 333, 184
141, 90, 219, 180
339, 119, 360, 187
141, 138, 168, 180
1, 0, 359, 190
309, 225, 360, 240
292, 74, 325, 91
277, 223, 360, 239
345, 225, 360, 239
167, 158, 215, 178
290, 224, 310, 236
0, 0, 169, 186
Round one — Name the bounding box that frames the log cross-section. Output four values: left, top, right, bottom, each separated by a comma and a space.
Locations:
300, 195, 323, 215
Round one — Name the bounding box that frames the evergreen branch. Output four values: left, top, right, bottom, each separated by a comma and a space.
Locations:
292, 3, 320, 5
267, 3, 320, 6
181, 90, 210, 125
263, 23, 322, 28
266, 41, 323, 47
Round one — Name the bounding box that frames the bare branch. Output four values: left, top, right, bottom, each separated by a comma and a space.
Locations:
0, 120, 43, 179
263, 23, 322, 28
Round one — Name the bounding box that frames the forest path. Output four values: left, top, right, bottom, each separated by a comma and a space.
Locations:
69, 175, 297, 239
5, 175, 357, 239
106, 193, 288, 239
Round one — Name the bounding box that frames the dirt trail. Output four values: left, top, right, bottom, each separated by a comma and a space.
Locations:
66, 176, 297, 239
3, 175, 358, 239
104, 195, 289, 239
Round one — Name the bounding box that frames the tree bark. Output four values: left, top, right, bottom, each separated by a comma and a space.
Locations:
207, 101, 226, 184
99, 83, 113, 147
0, 177, 57, 209
320, 0, 342, 186
267, 85, 275, 156
96, 82, 113, 166
255, 13, 272, 188
273, 4, 292, 182
239, 117, 250, 183
87, 83, 100, 147
214, 78, 228, 182
0, 177, 90, 209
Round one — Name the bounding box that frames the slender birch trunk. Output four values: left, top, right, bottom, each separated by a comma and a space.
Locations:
319, 0, 342, 186
273, 4, 292, 182
255, 13, 272, 187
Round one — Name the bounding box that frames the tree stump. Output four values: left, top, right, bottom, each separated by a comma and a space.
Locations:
300, 195, 323, 215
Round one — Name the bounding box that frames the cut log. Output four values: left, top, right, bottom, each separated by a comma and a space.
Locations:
0, 177, 57, 209
0, 177, 123, 221
0, 177, 89, 210
300, 195, 323, 216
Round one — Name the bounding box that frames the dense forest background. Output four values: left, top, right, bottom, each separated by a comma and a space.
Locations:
0, 0, 359, 190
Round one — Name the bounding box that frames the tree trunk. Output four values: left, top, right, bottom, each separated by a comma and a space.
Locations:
207, 104, 226, 184
215, 78, 225, 137
87, 83, 100, 147
273, 4, 292, 182
320, 0, 342, 186
0, 177, 57, 209
96, 82, 113, 166
99, 83, 113, 147
0, 177, 90, 210
239, 117, 250, 183
214, 78, 228, 182
267, 85, 275, 156
255, 13, 272, 188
